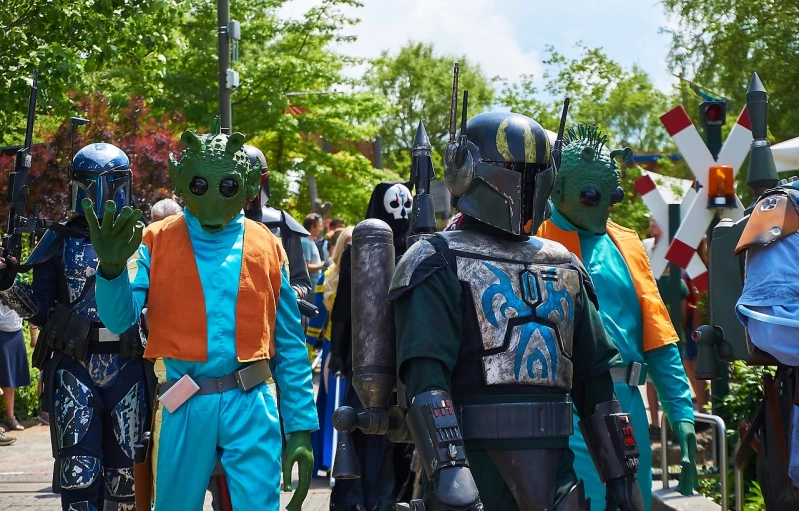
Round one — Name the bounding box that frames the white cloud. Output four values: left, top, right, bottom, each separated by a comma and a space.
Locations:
279, 0, 543, 82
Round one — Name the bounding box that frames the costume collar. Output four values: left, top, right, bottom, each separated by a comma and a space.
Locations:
549, 206, 600, 239
183, 207, 244, 239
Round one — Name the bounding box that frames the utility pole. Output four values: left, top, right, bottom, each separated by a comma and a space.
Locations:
218, 0, 239, 134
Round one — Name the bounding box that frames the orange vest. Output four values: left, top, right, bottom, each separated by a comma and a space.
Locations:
537, 219, 679, 352
142, 215, 285, 362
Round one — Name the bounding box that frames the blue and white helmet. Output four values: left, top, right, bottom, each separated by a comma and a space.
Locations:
69, 143, 132, 218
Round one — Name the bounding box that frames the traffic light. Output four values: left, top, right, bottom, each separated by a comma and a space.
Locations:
700, 101, 726, 126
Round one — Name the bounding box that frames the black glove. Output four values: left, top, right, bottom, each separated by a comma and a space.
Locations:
605, 476, 643, 511
0, 254, 19, 291
328, 355, 345, 376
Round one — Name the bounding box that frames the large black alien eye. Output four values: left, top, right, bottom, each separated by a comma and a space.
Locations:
611, 186, 625, 205
189, 177, 208, 196
219, 178, 239, 198
580, 187, 601, 206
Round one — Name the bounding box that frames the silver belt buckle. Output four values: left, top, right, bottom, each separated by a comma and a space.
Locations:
98, 328, 120, 343
627, 362, 643, 386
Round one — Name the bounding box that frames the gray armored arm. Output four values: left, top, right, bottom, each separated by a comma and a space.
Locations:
0, 279, 38, 320
407, 390, 483, 511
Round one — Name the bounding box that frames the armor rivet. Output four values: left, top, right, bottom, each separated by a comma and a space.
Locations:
771, 227, 781, 236
217, 380, 223, 388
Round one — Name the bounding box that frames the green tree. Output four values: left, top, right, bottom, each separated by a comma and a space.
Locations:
662, 0, 799, 142
364, 42, 495, 175
0, 0, 181, 144
494, 74, 560, 130
155, 0, 388, 223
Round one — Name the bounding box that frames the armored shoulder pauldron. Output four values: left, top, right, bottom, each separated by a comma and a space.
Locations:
736, 186, 799, 255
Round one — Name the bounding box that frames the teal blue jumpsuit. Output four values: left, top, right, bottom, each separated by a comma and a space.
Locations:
96, 209, 318, 510
548, 207, 694, 511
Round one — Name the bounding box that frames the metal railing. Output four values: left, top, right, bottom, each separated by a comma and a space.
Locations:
660, 412, 737, 510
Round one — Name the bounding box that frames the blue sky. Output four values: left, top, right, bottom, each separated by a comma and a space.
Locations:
280, 0, 678, 93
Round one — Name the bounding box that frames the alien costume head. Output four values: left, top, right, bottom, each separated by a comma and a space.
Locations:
550, 125, 632, 235
167, 119, 261, 233
365, 182, 413, 255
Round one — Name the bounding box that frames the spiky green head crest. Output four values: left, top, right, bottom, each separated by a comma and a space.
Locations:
552, 124, 632, 234
167, 118, 260, 233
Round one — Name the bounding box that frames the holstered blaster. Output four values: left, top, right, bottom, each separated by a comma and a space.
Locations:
133, 431, 152, 510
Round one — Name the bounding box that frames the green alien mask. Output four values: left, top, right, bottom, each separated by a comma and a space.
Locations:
550, 125, 633, 235
168, 118, 261, 233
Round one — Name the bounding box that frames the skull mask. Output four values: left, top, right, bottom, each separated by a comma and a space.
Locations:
383, 183, 412, 220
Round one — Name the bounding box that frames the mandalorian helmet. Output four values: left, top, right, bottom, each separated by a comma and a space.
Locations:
70, 143, 132, 218
242, 144, 269, 213
445, 111, 553, 236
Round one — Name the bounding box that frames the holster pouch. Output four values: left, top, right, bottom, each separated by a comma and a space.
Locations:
119, 325, 146, 359
134, 431, 153, 510
46, 303, 92, 360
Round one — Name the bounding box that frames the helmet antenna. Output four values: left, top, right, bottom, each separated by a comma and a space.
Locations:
552, 97, 570, 170
68, 117, 90, 177
448, 63, 460, 144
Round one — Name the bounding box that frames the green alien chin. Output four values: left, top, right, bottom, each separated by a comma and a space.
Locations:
551, 125, 632, 235
167, 119, 261, 232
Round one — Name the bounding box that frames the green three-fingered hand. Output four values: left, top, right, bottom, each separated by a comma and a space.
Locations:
282, 431, 314, 511
82, 199, 144, 280
675, 421, 699, 496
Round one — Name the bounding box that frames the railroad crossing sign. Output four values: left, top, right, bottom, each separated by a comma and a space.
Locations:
634, 173, 709, 290
660, 105, 753, 269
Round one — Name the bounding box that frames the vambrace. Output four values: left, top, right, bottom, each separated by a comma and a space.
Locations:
0, 279, 38, 319
408, 390, 482, 510
578, 400, 639, 484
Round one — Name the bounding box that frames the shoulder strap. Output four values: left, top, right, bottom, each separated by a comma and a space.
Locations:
69, 274, 96, 308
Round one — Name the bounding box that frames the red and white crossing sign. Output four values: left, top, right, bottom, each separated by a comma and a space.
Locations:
634, 174, 709, 291
660, 105, 753, 269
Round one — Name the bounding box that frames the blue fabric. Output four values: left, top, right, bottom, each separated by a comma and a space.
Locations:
737, 233, 799, 366
551, 207, 694, 511
301, 237, 323, 285
549, 208, 644, 364
96, 207, 318, 508
0, 329, 30, 388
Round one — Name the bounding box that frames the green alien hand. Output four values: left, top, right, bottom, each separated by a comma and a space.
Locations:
282, 430, 314, 511
83, 199, 144, 280
674, 421, 699, 496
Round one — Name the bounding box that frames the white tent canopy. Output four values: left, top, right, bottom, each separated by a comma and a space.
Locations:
773, 136, 799, 173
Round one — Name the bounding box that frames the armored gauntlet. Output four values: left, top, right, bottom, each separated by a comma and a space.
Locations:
578, 400, 643, 511
407, 390, 483, 511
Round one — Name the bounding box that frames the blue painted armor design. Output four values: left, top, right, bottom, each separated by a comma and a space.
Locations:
55, 370, 94, 449
112, 381, 147, 460
60, 455, 101, 490
461, 257, 580, 390
86, 354, 128, 389
62, 236, 100, 321
104, 467, 135, 498
67, 502, 98, 511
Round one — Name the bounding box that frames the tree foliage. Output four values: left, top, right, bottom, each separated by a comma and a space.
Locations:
154, 0, 389, 223
0, 95, 183, 221
0, 0, 181, 144
662, 0, 799, 142
364, 42, 495, 175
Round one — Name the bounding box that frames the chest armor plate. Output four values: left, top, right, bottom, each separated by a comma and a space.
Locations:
441, 231, 580, 391
62, 237, 100, 321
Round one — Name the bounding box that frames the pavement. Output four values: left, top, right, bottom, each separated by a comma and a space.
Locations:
0, 369, 710, 510
0, 419, 331, 510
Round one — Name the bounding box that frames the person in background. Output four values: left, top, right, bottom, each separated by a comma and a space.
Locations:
150, 197, 183, 222
0, 293, 31, 434
329, 218, 346, 231
309, 227, 352, 477
302, 214, 325, 287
